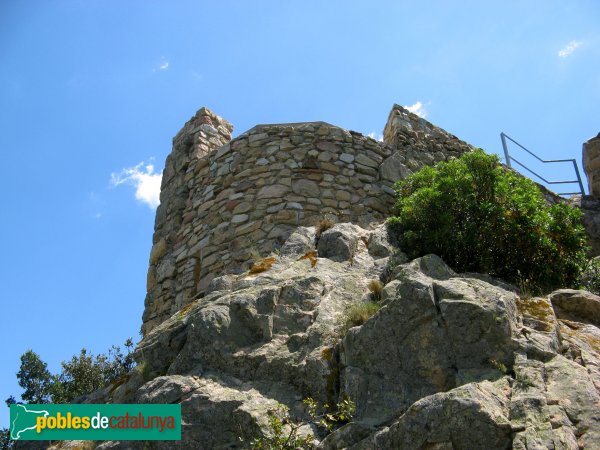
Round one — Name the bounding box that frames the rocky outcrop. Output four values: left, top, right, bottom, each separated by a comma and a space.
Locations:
339, 255, 519, 425
31, 108, 600, 450
54, 221, 599, 450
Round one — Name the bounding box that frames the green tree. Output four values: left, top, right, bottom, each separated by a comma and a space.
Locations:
16, 350, 53, 404
12, 339, 135, 404
0, 427, 13, 450
389, 149, 588, 292
53, 340, 135, 403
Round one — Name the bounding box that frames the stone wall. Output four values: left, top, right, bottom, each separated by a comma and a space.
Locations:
583, 133, 600, 198
142, 104, 473, 334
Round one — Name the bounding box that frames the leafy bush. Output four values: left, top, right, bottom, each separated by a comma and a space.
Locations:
0, 427, 13, 450
389, 149, 588, 292
579, 257, 600, 295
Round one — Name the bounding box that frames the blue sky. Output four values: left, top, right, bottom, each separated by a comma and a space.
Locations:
1, 0, 599, 428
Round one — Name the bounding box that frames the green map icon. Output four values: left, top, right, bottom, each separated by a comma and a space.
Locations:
10, 404, 49, 440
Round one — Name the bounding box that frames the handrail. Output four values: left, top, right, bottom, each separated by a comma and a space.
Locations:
500, 132, 584, 196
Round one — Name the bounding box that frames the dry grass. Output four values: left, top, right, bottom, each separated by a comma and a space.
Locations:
367, 279, 384, 301
338, 301, 381, 336
299, 250, 318, 267
248, 256, 277, 275
316, 219, 335, 239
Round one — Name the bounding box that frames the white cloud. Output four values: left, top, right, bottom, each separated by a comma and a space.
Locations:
367, 132, 384, 142
405, 101, 427, 118
558, 40, 582, 58
152, 57, 170, 72
111, 162, 162, 209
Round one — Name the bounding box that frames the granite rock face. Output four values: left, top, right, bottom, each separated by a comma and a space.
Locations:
48, 223, 600, 450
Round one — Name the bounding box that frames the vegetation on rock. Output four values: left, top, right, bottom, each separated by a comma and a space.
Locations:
0, 427, 12, 450
389, 149, 589, 293
338, 301, 381, 336
5, 339, 134, 406
249, 397, 355, 450
579, 257, 600, 294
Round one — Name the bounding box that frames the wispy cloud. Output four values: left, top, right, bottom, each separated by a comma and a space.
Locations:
111, 162, 162, 209
405, 101, 428, 118
367, 132, 384, 142
558, 40, 583, 58
153, 57, 170, 72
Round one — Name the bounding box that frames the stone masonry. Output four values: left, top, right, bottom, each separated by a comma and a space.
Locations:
142, 105, 473, 334
583, 133, 600, 198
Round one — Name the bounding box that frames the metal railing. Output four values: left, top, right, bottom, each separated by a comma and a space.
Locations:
500, 132, 585, 196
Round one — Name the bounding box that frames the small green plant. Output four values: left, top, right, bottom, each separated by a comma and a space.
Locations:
515, 372, 536, 388
338, 302, 381, 336
250, 404, 314, 450
249, 397, 355, 450
489, 359, 508, 374
305, 396, 355, 432
367, 279, 384, 302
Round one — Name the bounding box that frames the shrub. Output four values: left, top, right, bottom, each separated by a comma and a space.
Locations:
249, 397, 355, 450
389, 149, 588, 293
579, 257, 600, 295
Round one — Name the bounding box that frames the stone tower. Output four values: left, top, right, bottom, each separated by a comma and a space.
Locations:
141, 105, 472, 334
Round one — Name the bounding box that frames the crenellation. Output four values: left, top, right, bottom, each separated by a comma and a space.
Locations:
141, 104, 474, 334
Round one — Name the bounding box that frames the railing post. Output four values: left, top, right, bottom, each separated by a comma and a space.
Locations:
572, 160, 585, 196
500, 132, 511, 168
500, 132, 585, 196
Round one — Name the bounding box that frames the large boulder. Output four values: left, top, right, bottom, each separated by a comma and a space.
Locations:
339, 255, 520, 424
317, 223, 366, 262
363, 380, 513, 450
549, 289, 600, 326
